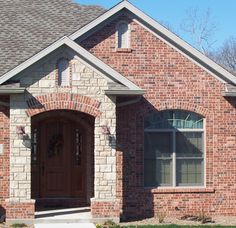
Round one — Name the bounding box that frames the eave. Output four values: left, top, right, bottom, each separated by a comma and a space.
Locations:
0, 88, 25, 94
222, 92, 236, 97
105, 89, 145, 96
0, 83, 25, 94
222, 83, 236, 97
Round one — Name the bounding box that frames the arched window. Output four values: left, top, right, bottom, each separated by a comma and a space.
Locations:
57, 58, 70, 86
117, 22, 129, 49
144, 110, 204, 187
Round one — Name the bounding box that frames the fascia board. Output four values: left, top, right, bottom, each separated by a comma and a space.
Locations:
0, 88, 25, 94
222, 92, 236, 97
69, 1, 127, 40
0, 36, 68, 85
104, 89, 145, 95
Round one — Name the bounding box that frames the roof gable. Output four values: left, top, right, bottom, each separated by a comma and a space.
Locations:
0, 37, 142, 92
1, 0, 235, 89
69, 0, 236, 85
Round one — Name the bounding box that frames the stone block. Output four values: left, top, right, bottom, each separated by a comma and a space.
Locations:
13, 173, 27, 181
107, 157, 116, 164
14, 157, 27, 164
104, 173, 116, 180
39, 80, 54, 88
11, 181, 19, 189
100, 165, 112, 172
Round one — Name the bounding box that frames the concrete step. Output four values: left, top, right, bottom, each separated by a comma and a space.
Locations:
34, 223, 96, 228
6, 207, 119, 225
7, 217, 119, 225
35, 206, 91, 218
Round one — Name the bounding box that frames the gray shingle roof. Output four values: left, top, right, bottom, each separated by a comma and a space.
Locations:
0, 0, 105, 77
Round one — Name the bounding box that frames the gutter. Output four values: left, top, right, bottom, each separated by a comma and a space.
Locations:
0, 88, 25, 94
105, 89, 145, 96
222, 91, 236, 97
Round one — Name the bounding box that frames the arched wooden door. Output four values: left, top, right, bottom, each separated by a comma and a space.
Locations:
31, 113, 86, 200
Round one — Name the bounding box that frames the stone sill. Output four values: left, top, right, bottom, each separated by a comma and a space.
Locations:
144, 187, 215, 194
115, 48, 132, 53
5, 198, 36, 202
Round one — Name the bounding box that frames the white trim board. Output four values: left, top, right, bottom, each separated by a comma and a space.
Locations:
69, 1, 127, 40
0, 37, 142, 91
70, 0, 236, 85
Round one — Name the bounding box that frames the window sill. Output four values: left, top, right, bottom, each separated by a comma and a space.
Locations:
144, 187, 215, 194
115, 48, 132, 53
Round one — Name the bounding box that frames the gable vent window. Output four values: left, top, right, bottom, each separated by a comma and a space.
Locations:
117, 22, 129, 49
58, 58, 70, 86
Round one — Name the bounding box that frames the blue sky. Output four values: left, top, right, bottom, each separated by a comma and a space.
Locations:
74, 0, 236, 50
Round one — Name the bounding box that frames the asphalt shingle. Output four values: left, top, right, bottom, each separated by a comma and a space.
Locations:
0, 0, 105, 77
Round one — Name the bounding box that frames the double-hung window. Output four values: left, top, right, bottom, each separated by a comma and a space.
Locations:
144, 110, 204, 187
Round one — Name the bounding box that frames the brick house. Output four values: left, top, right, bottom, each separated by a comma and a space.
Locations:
1, 0, 236, 223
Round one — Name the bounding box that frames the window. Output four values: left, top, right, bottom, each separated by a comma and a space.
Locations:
57, 58, 70, 86
117, 22, 129, 48
75, 129, 82, 166
31, 128, 38, 164
144, 110, 204, 187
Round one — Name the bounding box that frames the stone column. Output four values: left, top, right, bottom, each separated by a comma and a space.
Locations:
6, 94, 35, 221
91, 96, 120, 220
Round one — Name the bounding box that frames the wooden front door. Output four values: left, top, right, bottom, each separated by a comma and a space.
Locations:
32, 114, 86, 199
41, 119, 71, 197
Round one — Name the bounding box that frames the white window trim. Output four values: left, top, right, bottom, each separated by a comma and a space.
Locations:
116, 20, 131, 49
144, 120, 206, 189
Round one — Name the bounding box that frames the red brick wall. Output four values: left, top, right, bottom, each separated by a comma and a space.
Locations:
6, 202, 35, 219
26, 93, 101, 117
91, 200, 120, 218
0, 96, 10, 216
81, 13, 236, 219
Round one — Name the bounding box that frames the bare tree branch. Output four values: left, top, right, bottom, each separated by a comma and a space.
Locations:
211, 37, 236, 73
180, 7, 217, 55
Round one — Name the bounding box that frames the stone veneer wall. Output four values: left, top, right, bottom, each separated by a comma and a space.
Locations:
7, 47, 119, 219
80, 12, 236, 219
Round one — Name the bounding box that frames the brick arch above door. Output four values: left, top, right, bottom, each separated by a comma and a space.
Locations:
26, 93, 101, 117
